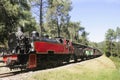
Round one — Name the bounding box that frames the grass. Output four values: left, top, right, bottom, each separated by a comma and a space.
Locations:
28, 57, 120, 80
110, 56, 120, 69
30, 67, 120, 80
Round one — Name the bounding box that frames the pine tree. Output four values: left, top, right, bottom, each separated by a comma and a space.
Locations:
46, 0, 72, 37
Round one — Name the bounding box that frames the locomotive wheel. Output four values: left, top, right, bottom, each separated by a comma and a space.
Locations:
73, 54, 77, 62
81, 57, 85, 61
70, 54, 77, 62
66, 55, 70, 63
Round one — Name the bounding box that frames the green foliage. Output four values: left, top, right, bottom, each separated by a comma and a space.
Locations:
105, 29, 116, 41
94, 41, 106, 53
16, 0, 37, 33
116, 27, 120, 40
105, 51, 111, 57
0, 0, 37, 44
110, 56, 120, 69
0, 0, 19, 43
31, 0, 89, 44
46, 0, 72, 37
105, 29, 116, 56
0, 0, 89, 45
101, 27, 120, 57
80, 31, 89, 45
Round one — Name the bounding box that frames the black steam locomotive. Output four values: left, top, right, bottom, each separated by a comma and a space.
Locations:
0, 27, 102, 70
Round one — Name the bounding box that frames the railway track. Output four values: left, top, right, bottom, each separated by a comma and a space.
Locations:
0, 71, 21, 78
0, 56, 101, 78
0, 69, 31, 78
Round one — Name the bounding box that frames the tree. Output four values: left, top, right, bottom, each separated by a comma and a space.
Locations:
30, 0, 48, 35
46, 0, 72, 37
30, 0, 89, 44
105, 29, 116, 41
0, 0, 37, 44
105, 29, 116, 56
68, 22, 86, 43
80, 31, 89, 45
116, 27, 120, 41
116, 27, 120, 55
0, 0, 19, 43
15, 0, 37, 33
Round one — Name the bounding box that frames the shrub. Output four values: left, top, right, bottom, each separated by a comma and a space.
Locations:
105, 52, 111, 57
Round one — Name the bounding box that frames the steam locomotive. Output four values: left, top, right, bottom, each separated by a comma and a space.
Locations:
0, 27, 102, 70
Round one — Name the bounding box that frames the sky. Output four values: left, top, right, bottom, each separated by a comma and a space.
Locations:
70, 0, 120, 42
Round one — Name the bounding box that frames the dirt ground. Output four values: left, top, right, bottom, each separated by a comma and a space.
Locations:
0, 55, 116, 80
